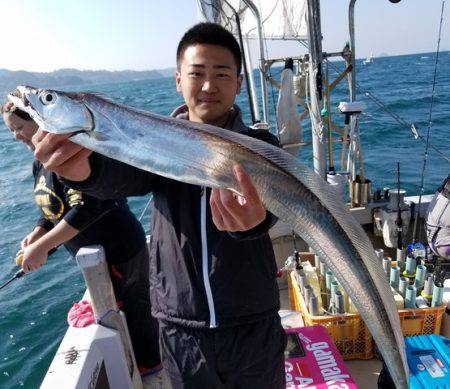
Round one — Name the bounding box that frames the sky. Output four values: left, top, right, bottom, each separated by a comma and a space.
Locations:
0, 0, 448, 73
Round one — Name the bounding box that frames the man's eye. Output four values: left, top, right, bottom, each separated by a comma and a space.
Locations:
189, 72, 202, 77
218, 73, 231, 79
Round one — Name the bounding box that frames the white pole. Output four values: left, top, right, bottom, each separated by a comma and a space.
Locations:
242, 0, 269, 124
243, 36, 260, 122
307, 0, 326, 179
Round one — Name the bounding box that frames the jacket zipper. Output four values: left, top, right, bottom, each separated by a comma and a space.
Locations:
201, 186, 217, 328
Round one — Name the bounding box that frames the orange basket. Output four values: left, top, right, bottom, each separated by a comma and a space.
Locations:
397, 305, 445, 337
288, 271, 373, 360
288, 271, 446, 360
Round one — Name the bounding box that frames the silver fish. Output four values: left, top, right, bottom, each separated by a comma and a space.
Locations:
9, 86, 409, 388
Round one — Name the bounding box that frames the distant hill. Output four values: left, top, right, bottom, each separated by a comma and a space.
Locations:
155, 67, 176, 78
0, 68, 166, 91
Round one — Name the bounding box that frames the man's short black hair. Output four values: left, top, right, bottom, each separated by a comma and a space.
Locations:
176, 22, 242, 75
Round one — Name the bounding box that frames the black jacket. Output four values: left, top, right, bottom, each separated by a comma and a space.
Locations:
63, 105, 280, 328
33, 161, 145, 264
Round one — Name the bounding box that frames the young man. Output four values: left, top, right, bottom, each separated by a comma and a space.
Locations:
2, 104, 161, 376
31, 23, 286, 388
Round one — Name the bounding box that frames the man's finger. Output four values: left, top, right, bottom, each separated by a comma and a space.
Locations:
34, 131, 73, 157
211, 189, 240, 231
233, 165, 260, 203
31, 128, 47, 145
218, 189, 247, 228
210, 190, 225, 230
42, 141, 89, 170
217, 190, 241, 227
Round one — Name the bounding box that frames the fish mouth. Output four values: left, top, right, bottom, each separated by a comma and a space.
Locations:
8, 86, 38, 110
7, 86, 47, 129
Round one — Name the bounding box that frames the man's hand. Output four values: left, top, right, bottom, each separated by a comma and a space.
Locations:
21, 226, 47, 250
32, 128, 93, 181
210, 165, 266, 232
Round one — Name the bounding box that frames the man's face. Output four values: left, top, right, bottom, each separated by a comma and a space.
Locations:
176, 44, 243, 127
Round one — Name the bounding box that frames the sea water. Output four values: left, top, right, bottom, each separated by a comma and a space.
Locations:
0, 52, 449, 388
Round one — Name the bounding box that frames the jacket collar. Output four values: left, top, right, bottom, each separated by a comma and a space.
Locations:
170, 104, 248, 134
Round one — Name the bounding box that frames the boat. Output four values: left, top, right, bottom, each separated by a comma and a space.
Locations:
363, 52, 375, 65
23, 0, 450, 388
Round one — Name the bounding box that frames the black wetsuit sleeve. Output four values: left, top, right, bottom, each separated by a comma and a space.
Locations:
60, 185, 116, 232
228, 130, 280, 241
59, 153, 160, 200
35, 217, 54, 232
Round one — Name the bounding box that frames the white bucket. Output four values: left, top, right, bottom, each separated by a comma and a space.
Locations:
327, 172, 348, 204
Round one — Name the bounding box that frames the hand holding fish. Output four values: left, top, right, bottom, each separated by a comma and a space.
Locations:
33, 129, 93, 181
210, 165, 266, 232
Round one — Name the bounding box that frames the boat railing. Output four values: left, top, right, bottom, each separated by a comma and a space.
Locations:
75, 245, 143, 389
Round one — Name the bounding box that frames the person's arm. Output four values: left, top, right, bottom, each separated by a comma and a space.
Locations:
21, 225, 50, 250
21, 220, 79, 272
60, 185, 116, 231
59, 153, 160, 199
21, 186, 113, 272
32, 129, 160, 198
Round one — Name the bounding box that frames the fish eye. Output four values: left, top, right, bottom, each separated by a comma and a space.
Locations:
40, 91, 57, 105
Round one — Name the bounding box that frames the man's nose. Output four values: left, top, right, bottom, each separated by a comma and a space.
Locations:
202, 78, 218, 92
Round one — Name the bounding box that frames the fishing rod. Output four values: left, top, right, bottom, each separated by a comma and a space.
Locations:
412, 0, 446, 244
0, 270, 25, 291
0, 199, 120, 291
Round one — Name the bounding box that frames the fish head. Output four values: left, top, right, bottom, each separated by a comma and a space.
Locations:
7, 86, 94, 134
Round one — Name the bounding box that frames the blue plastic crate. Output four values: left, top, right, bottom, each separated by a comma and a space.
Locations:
406, 334, 450, 388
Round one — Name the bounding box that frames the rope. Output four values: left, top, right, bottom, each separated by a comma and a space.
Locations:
138, 194, 153, 222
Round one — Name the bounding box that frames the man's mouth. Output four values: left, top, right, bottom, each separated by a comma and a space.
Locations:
199, 99, 220, 104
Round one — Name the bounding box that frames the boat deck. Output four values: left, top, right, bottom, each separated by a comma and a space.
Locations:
142, 281, 382, 388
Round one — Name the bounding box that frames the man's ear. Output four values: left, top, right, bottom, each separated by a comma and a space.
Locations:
236, 74, 243, 95
176, 71, 182, 92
